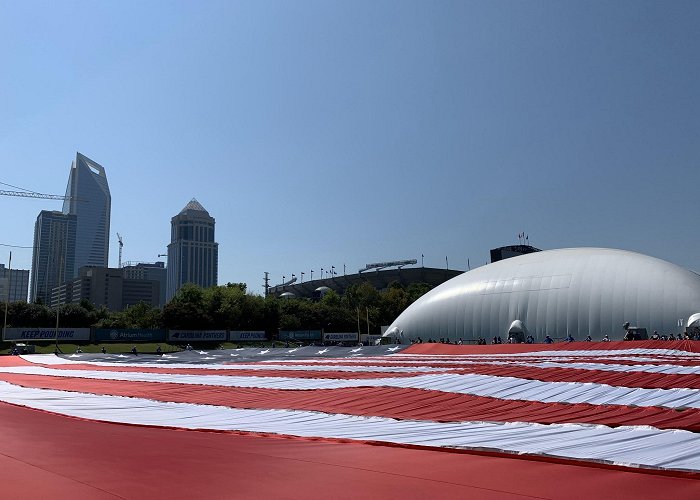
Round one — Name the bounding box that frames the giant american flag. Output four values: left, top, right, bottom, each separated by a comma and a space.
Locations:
0, 341, 698, 499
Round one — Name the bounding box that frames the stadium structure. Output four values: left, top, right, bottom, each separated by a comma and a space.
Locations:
266, 259, 462, 298
385, 247, 700, 342
490, 244, 541, 262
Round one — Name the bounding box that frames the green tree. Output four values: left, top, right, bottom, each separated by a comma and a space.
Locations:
225, 282, 247, 293
123, 302, 162, 329
162, 283, 212, 329
57, 303, 95, 327
6, 301, 54, 327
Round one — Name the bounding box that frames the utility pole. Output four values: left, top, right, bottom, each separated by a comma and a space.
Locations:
263, 272, 270, 297
3, 251, 11, 343
54, 244, 65, 353
366, 307, 370, 337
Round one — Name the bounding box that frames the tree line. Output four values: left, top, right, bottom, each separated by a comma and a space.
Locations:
3, 281, 432, 334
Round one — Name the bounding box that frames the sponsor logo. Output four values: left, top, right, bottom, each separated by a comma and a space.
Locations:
168, 330, 227, 341
323, 333, 358, 341
3, 328, 90, 341
230, 331, 266, 341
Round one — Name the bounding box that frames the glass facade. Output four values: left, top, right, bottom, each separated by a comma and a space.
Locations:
166, 199, 218, 301
30, 211, 77, 304
62, 153, 111, 277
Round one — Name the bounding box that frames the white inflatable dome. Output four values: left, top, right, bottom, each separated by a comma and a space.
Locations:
385, 248, 700, 342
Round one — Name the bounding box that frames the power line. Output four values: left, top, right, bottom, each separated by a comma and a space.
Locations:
0, 181, 34, 192
0, 243, 33, 249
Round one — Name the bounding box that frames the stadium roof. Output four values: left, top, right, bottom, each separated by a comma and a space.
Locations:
268, 266, 463, 298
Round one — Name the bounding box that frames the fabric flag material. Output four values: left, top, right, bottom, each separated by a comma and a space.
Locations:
0, 341, 698, 498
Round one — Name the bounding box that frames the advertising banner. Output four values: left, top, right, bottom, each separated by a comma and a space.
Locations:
278, 330, 322, 341
229, 331, 267, 341
94, 329, 166, 342
323, 332, 358, 342
3, 328, 91, 341
168, 330, 227, 342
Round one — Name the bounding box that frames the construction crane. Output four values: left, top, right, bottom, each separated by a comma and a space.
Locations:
0, 189, 74, 200
117, 233, 124, 268
0, 180, 85, 202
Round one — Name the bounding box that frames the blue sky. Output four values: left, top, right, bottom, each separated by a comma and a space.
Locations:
1, 0, 698, 294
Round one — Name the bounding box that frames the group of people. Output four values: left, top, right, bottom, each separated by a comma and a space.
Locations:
408, 331, 696, 345
646, 330, 695, 341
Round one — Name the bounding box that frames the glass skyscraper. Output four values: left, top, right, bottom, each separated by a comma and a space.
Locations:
62, 152, 111, 276
166, 199, 218, 301
30, 210, 77, 304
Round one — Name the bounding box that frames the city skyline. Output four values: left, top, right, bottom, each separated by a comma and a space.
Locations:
1, 1, 698, 295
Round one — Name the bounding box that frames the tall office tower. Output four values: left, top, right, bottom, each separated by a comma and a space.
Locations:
166, 199, 218, 302
62, 152, 111, 276
30, 210, 77, 304
0, 264, 30, 302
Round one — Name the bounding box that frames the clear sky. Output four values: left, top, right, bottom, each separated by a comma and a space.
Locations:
1, 0, 698, 294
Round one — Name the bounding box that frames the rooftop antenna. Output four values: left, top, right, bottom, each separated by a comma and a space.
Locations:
117, 233, 124, 268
